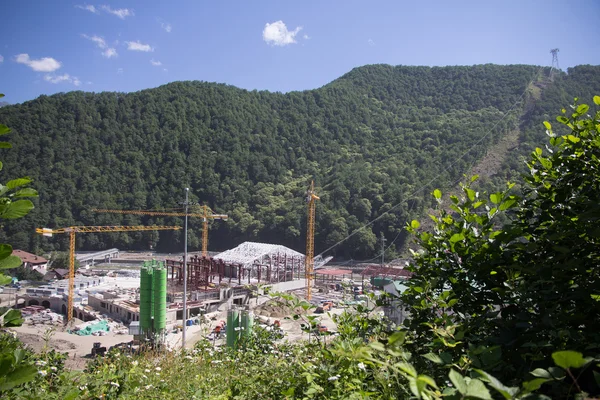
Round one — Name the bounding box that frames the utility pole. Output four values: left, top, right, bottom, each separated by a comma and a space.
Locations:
182, 187, 189, 350
380, 232, 386, 268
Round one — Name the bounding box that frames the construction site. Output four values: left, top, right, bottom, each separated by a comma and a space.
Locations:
6, 184, 411, 366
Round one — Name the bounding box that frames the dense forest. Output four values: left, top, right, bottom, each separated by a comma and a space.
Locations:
0, 64, 599, 258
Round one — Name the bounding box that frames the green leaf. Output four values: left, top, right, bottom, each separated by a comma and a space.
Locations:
576, 104, 589, 114
557, 115, 569, 124
490, 193, 501, 204
417, 374, 438, 389
466, 188, 476, 202
449, 233, 464, 243
396, 362, 417, 378
0, 255, 22, 270
13, 349, 25, 365
388, 331, 406, 346
531, 367, 565, 380
0, 142, 12, 149
12, 188, 38, 198
475, 369, 519, 399
1, 309, 24, 327
593, 95, 600, 106
449, 369, 467, 394
0, 93, 4, 98
0, 244, 13, 260
522, 378, 550, 392
566, 135, 580, 143
64, 389, 82, 400
433, 189, 442, 200
0, 365, 37, 391
423, 353, 444, 364
0, 274, 11, 285
368, 341, 385, 352
6, 178, 32, 190
410, 220, 420, 229
0, 124, 10, 135
499, 199, 516, 211
543, 121, 551, 130
465, 378, 493, 399
552, 350, 588, 370
0, 200, 34, 219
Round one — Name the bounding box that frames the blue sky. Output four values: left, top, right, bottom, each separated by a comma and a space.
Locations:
1, 0, 599, 104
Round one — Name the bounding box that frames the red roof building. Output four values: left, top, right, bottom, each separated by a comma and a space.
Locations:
13, 250, 48, 274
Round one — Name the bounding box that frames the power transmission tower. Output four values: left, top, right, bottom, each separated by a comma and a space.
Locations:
550, 48, 560, 80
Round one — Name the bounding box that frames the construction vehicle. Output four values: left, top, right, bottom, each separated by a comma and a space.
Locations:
93, 205, 228, 256
36, 225, 181, 323
90, 342, 106, 357
305, 181, 319, 301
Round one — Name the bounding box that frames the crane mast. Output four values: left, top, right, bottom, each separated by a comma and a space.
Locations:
305, 181, 319, 301
36, 225, 181, 323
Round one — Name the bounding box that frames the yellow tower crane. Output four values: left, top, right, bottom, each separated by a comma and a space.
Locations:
305, 181, 319, 301
36, 225, 181, 323
92, 206, 228, 256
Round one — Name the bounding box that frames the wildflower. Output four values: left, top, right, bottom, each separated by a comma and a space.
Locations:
357, 362, 366, 371
131, 360, 138, 366
144, 369, 151, 373
38, 370, 48, 377
79, 385, 87, 391
50, 366, 58, 372
35, 360, 47, 367
145, 384, 153, 390
328, 375, 340, 381
185, 355, 193, 360
110, 382, 120, 388
155, 367, 161, 371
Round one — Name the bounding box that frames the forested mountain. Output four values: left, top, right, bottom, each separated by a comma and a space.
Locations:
0, 64, 599, 258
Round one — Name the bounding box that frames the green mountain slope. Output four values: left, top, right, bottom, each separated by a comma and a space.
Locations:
0, 64, 598, 258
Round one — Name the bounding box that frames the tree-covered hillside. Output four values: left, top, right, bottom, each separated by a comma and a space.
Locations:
0, 64, 598, 258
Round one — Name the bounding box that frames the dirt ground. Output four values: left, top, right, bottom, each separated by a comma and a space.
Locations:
10, 324, 134, 369
9, 294, 349, 370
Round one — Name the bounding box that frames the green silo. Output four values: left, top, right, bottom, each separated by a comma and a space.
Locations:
153, 265, 167, 332
240, 310, 254, 339
226, 308, 240, 348
140, 267, 153, 335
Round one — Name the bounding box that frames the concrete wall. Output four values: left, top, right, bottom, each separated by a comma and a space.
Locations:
88, 294, 139, 325
265, 279, 306, 293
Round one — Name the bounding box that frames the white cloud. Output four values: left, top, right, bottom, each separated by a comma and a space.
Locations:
303, 34, 310, 40
161, 22, 172, 33
150, 59, 162, 66
368, 39, 375, 46
126, 40, 153, 52
82, 34, 118, 58
117, 68, 123, 74
163, 68, 168, 72
44, 73, 81, 86
0, 55, 3, 63
102, 48, 118, 58
15, 53, 61, 72
76, 4, 98, 13
82, 34, 106, 48
101, 5, 134, 19
263, 21, 302, 46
